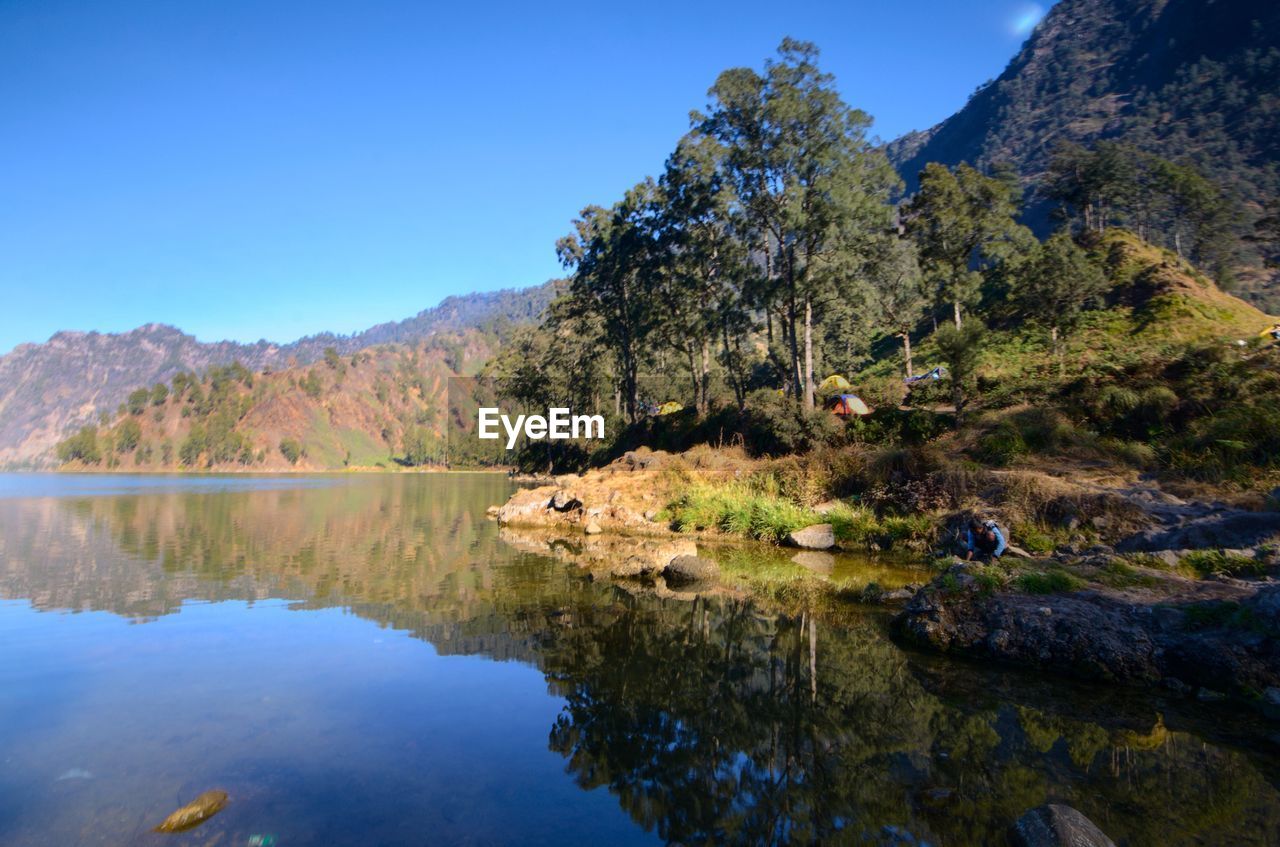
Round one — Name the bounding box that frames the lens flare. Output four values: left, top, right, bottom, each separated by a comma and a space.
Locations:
1010, 4, 1045, 37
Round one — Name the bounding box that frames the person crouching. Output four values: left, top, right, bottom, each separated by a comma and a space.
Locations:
965, 518, 1006, 563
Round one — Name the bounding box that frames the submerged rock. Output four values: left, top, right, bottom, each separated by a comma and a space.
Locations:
153, 789, 228, 833
1010, 804, 1115, 847
786, 523, 835, 550
663, 555, 720, 588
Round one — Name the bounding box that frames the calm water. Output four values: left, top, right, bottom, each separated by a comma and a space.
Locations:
1, 474, 1278, 846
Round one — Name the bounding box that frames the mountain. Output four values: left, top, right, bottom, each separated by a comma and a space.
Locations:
0, 282, 558, 468
886, 0, 1280, 309
54, 331, 494, 472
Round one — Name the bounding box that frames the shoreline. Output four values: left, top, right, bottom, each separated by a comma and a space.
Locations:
488, 447, 1280, 717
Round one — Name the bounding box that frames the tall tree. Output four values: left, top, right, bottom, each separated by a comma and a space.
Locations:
557, 183, 662, 423
1015, 231, 1109, 364
699, 38, 897, 408
901, 162, 1024, 330
655, 132, 757, 412
868, 238, 927, 378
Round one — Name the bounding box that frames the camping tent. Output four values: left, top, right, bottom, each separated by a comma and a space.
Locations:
829, 394, 871, 417
656, 401, 684, 416
818, 374, 853, 394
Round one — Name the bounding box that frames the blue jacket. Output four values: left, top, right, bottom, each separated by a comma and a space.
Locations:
966, 524, 1006, 557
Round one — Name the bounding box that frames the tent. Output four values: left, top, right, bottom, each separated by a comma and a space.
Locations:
829, 394, 871, 417
656, 401, 684, 416
818, 374, 853, 394
904, 366, 946, 385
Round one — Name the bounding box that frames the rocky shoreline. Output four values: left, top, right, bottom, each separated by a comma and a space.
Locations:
490, 454, 1280, 715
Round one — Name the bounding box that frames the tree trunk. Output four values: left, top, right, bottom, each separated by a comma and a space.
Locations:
787, 295, 802, 402
721, 315, 745, 408
902, 331, 914, 379
803, 296, 815, 409
953, 300, 963, 330
700, 343, 710, 414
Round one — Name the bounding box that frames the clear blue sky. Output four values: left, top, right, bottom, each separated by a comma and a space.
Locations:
0, 0, 1049, 354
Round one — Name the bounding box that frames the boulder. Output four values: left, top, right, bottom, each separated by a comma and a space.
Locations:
485, 505, 500, 517
496, 487, 556, 525
662, 555, 720, 588
583, 521, 602, 535
550, 489, 582, 512
1010, 804, 1115, 847
786, 523, 835, 550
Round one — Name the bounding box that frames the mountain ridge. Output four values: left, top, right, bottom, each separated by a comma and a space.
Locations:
885, 0, 1280, 309
0, 281, 559, 467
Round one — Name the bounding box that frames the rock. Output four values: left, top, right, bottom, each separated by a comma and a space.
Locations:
643, 509, 658, 521
812, 500, 842, 515
1117, 510, 1280, 553
153, 790, 229, 833
583, 521, 602, 535
496, 487, 557, 525
1004, 544, 1035, 560
1152, 549, 1183, 568
550, 489, 582, 512
662, 555, 720, 588
1010, 804, 1115, 847
485, 505, 500, 517
791, 551, 835, 574
610, 556, 656, 579
1090, 514, 1111, 530
786, 523, 835, 550
882, 587, 915, 603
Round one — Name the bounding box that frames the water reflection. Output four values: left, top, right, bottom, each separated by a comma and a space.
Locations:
0, 474, 1277, 846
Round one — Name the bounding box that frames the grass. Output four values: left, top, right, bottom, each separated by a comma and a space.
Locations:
663, 483, 937, 550
1095, 559, 1160, 588
1180, 550, 1267, 579
1012, 568, 1085, 594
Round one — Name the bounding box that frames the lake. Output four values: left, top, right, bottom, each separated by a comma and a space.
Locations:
1, 473, 1277, 846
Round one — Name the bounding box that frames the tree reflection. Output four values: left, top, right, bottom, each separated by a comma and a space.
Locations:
1, 477, 1277, 845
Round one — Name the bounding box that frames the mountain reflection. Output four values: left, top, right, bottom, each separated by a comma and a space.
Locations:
0, 475, 1277, 845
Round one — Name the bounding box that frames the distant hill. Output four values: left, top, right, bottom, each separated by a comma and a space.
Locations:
886, 0, 1280, 310
53, 330, 495, 472
0, 282, 558, 468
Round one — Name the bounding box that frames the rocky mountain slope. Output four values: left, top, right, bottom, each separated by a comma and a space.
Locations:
887, 0, 1280, 308
55, 330, 495, 472
0, 282, 557, 467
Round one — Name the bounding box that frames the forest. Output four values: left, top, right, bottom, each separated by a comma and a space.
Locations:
482, 39, 1278, 485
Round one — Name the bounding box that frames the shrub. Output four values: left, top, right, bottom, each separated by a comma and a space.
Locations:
278, 438, 304, 465
738, 389, 845, 457
55, 426, 102, 464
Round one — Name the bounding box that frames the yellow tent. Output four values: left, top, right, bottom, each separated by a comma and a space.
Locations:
818, 374, 853, 394
657, 401, 684, 416
1260, 323, 1280, 340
